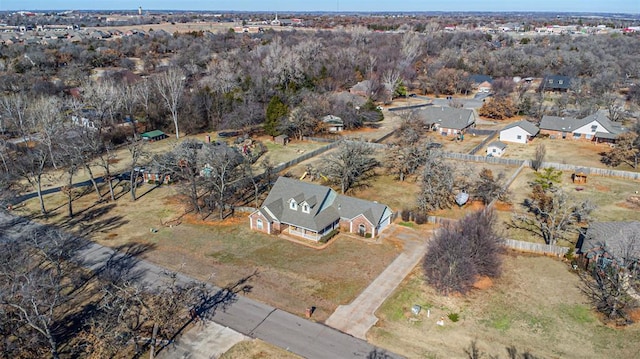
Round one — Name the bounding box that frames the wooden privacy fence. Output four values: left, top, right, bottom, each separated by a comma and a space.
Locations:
502, 238, 569, 257
272, 141, 341, 173
468, 130, 498, 155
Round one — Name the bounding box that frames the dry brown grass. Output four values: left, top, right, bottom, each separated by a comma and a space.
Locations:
220, 339, 301, 359
16, 182, 401, 322
370, 254, 640, 359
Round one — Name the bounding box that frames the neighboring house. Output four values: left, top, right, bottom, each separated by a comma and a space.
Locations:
141, 167, 172, 184
322, 115, 344, 132
499, 120, 539, 144
577, 221, 640, 269
539, 110, 626, 143
486, 141, 507, 157
249, 177, 393, 241
477, 81, 492, 93
414, 106, 476, 136
540, 75, 571, 92
469, 74, 493, 86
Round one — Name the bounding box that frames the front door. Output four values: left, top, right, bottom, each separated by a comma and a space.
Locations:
358, 224, 366, 236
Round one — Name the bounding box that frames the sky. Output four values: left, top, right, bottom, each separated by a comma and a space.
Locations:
1, 1, 638, 14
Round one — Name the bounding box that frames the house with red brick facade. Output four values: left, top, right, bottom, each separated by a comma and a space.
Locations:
539, 110, 626, 143
249, 177, 393, 241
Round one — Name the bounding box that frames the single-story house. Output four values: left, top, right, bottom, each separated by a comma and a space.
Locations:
499, 120, 539, 144
539, 110, 626, 143
249, 177, 393, 241
469, 74, 493, 86
487, 141, 507, 157
141, 130, 168, 142
477, 81, 492, 93
413, 106, 476, 136
577, 221, 640, 269
322, 115, 344, 132
540, 75, 571, 92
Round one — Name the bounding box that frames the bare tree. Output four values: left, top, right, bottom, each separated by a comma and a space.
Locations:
417, 150, 455, 213
602, 132, 640, 169
531, 143, 546, 172
153, 139, 203, 214
322, 141, 379, 194
473, 168, 507, 205
423, 210, 503, 295
384, 143, 425, 182
0, 227, 84, 359
126, 137, 147, 201
29, 96, 64, 170
513, 186, 595, 245
154, 67, 186, 139
201, 143, 244, 220
381, 68, 402, 103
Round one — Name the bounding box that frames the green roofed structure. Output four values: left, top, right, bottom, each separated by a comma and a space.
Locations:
141, 130, 168, 141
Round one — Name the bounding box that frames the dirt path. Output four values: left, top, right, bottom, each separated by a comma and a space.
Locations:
325, 225, 430, 339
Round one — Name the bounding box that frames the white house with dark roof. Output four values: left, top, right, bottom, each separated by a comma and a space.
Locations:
249, 177, 392, 241
539, 110, 626, 143
499, 120, 539, 144
413, 106, 476, 136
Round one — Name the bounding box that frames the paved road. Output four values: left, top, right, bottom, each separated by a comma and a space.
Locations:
325, 226, 429, 339
0, 213, 404, 359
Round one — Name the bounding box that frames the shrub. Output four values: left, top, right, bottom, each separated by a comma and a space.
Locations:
448, 312, 460, 322
423, 210, 503, 295
401, 208, 411, 222
414, 212, 429, 224
320, 229, 339, 243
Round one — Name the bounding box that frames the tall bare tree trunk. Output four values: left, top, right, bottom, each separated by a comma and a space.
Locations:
149, 322, 159, 359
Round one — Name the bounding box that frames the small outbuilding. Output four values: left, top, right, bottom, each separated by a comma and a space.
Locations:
274, 134, 289, 146
322, 115, 344, 133
572, 168, 589, 184
141, 130, 168, 142
487, 141, 507, 157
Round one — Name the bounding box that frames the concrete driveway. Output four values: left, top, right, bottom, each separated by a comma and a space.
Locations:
158, 321, 248, 359
325, 225, 430, 339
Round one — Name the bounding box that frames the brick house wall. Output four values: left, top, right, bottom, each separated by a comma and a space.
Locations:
249, 211, 271, 234
349, 214, 374, 236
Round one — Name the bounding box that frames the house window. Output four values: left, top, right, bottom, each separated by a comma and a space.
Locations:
573, 133, 581, 139
586, 134, 593, 140
492, 148, 497, 153
516, 135, 522, 140
302, 203, 310, 213
289, 199, 297, 210
558, 80, 564, 85
548, 79, 553, 84
256, 219, 263, 230
591, 125, 597, 132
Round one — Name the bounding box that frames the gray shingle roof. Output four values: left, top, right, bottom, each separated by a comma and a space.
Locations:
581, 110, 625, 135
260, 177, 390, 232
414, 106, 476, 130
488, 141, 507, 150
540, 110, 626, 138
502, 120, 539, 136
580, 221, 640, 265
539, 115, 581, 132
541, 75, 571, 90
